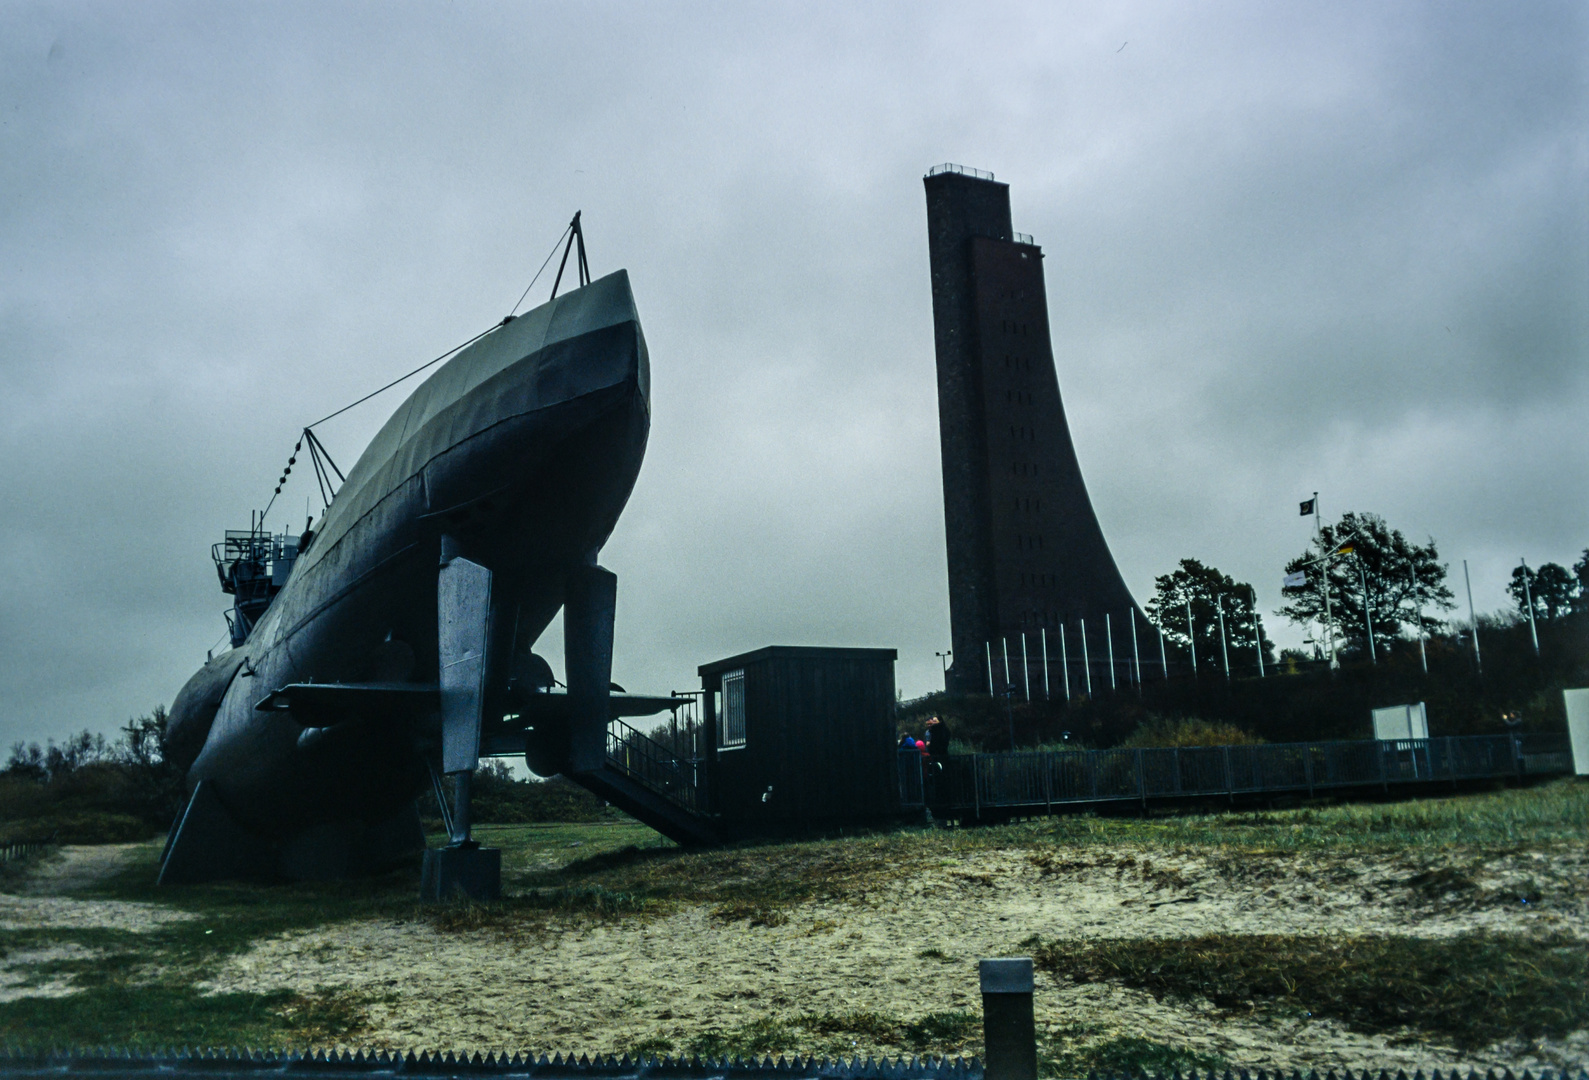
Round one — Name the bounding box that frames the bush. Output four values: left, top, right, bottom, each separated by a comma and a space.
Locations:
0, 810, 148, 845
1120, 716, 1263, 748
0, 708, 185, 843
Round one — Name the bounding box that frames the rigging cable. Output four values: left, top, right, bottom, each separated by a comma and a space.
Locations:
509, 220, 575, 318
256, 216, 582, 526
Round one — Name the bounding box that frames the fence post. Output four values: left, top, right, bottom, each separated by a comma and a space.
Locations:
1135, 748, 1147, 810
1222, 745, 1233, 803
979, 958, 1037, 1080
1304, 743, 1315, 797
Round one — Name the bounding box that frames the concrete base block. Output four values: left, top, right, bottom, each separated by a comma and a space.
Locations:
419, 846, 500, 902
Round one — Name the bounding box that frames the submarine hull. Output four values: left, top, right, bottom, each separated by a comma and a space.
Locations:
167, 271, 650, 862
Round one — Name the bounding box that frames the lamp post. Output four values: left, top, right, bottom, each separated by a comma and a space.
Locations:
936, 650, 952, 692
1309, 493, 1338, 670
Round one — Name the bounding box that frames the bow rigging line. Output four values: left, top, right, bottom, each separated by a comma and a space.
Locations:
256, 214, 590, 529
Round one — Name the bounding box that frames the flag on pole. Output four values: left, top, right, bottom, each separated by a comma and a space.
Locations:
1282, 570, 1307, 589
1335, 544, 1354, 555
1299, 498, 1316, 516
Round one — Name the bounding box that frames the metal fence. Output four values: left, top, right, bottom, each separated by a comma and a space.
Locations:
0, 838, 54, 864
0, 1051, 1578, 1080
899, 733, 1573, 814
0, 1050, 978, 1080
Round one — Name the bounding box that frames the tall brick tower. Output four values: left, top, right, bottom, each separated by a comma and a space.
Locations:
924, 165, 1144, 696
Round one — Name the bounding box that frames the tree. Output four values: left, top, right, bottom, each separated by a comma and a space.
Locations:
1278, 512, 1454, 658
1509, 562, 1577, 622
1574, 549, 1589, 615
1146, 558, 1276, 673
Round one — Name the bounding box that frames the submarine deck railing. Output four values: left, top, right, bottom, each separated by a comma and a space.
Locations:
897, 732, 1573, 814
606, 717, 702, 815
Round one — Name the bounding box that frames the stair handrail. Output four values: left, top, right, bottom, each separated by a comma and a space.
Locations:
606, 717, 700, 813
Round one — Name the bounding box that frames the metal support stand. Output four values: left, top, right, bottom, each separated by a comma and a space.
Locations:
980, 958, 1037, 1080
564, 562, 617, 775
421, 534, 501, 902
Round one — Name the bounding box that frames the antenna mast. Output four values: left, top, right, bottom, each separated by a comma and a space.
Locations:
549, 211, 590, 298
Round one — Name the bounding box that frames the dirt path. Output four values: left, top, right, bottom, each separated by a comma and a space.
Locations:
197, 845, 1589, 1071
0, 844, 193, 932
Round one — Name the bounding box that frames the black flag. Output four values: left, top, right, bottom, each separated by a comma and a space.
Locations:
1299, 497, 1316, 516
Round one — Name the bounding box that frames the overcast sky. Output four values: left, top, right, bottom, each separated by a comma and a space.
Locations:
1, 1, 1584, 748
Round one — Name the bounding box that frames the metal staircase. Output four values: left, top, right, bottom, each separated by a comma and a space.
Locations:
565, 716, 718, 846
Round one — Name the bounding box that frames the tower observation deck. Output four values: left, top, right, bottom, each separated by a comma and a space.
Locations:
924, 165, 1144, 696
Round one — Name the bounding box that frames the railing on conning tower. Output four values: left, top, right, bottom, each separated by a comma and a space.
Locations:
926, 163, 995, 181
1013, 232, 1035, 245
212, 529, 300, 647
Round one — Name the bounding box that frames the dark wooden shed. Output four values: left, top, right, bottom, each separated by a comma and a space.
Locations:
697, 646, 899, 834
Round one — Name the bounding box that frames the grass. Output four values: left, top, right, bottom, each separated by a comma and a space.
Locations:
674, 1009, 982, 1061
0, 985, 380, 1050
0, 840, 431, 1049
0, 779, 1581, 1054
1052, 1035, 1228, 1077
494, 779, 1588, 929
1031, 931, 1589, 1049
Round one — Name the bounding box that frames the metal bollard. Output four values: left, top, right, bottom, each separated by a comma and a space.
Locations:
979, 957, 1037, 1080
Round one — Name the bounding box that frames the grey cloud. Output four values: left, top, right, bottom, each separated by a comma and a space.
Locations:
0, 1, 1583, 743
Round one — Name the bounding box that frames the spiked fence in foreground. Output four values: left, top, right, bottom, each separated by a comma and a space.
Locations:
0, 1051, 1582, 1080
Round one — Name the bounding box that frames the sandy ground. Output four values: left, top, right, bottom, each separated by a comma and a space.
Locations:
0, 845, 194, 932
183, 845, 1589, 1072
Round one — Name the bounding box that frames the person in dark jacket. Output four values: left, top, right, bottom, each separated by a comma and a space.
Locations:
922, 716, 951, 814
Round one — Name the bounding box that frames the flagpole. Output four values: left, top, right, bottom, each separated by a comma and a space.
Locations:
1021, 632, 1031, 702
1002, 637, 1011, 692
1409, 564, 1427, 674
1357, 556, 1376, 664
1106, 613, 1117, 691
1041, 627, 1050, 700
1060, 623, 1070, 700
1080, 618, 1092, 696
1250, 586, 1265, 677
1184, 600, 1198, 679
1157, 624, 1168, 680
1521, 559, 1540, 657
1130, 610, 1142, 687
986, 641, 994, 696
1463, 559, 1482, 675
1217, 595, 1230, 682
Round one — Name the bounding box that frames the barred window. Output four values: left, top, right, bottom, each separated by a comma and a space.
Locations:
719, 669, 747, 750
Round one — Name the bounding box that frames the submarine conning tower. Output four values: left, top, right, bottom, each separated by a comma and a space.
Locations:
923, 164, 1144, 696
212, 527, 300, 647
